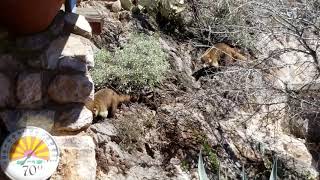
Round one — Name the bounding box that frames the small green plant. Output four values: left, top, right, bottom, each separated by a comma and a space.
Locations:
90, 49, 113, 89
114, 115, 144, 152
203, 141, 219, 172
192, 131, 220, 173
90, 33, 169, 91
197, 150, 279, 179
181, 159, 190, 172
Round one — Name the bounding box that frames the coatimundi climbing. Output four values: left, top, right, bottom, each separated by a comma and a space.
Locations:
200, 43, 248, 67
85, 88, 137, 118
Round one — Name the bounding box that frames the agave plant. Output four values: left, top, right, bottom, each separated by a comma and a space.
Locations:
198, 150, 209, 180
269, 156, 278, 180
197, 149, 278, 180
242, 164, 248, 180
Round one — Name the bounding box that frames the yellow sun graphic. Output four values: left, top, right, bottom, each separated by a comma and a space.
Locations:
9, 136, 50, 161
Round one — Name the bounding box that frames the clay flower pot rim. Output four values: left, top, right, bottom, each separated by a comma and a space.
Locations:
0, 0, 64, 34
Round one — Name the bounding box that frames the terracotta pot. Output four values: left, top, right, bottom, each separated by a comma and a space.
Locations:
0, 0, 64, 34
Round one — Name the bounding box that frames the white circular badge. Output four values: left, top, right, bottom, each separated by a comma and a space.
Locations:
0, 126, 60, 180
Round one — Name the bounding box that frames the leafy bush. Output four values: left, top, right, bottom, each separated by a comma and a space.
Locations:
203, 141, 219, 173
90, 49, 112, 89
90, 33, 169, 91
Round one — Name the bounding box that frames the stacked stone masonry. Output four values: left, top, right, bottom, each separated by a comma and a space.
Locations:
0, 11, 95, 134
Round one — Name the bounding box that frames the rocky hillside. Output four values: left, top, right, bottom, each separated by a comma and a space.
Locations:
1, 0, 319, 179
81, 0, 320, 179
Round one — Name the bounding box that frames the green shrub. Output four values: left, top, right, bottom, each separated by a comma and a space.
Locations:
203, 141, 219, 173
90, 33, 169, 91
90, 49, 113, 89
181, 159, 190, 172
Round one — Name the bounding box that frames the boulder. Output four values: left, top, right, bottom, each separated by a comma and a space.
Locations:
54, 105, 93, 132
51, 136, 96, 180
112, 0, 122, 13
15, 32, 52, 51
48, 74, 94, 104
41, 34, 94, 70
120, 0, 133, 10
256, 34, 320, 91
0, 55, 24, 71
61, 34, 94, 65
90, 121, 118, 137
0, 73, 14, 108
58, 57, 87, 72
220, 110, 319, 179
88, 121, 118, 144
64, 13, 92, 38
0, 110, 55, 132
16, 72, 42, 107
40, 36, 66, 70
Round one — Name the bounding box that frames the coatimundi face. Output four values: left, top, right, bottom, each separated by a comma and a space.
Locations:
200, 47, 220, 67
200, 48, 220, 67
93, 106, 108, 118
92, 106, 100, 117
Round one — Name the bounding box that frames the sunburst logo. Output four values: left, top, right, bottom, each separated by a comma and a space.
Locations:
9, 136, 49, 161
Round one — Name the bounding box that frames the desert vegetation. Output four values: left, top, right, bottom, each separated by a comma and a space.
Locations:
91, 33, 169, 92
88, 0, 320, 178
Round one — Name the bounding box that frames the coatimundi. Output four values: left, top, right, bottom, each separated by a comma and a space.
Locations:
85, 88, 137, 118
200, 43, 248, 67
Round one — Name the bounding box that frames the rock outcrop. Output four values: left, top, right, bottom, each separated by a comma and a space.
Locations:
0, 11, 95, 134
51, 136, 97, 180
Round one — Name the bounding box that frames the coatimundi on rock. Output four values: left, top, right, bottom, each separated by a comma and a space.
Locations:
85, 88, 137, 118
200, 43, 248, 67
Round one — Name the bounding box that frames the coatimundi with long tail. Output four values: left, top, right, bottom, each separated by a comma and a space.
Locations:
200, 43, 248, 67
85, 88, 138, 118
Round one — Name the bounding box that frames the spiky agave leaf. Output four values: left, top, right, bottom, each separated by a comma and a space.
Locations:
242, 164, 248, 180
269, 156, 278, 180
218, 161, 221, 180
198, 151, 209, 180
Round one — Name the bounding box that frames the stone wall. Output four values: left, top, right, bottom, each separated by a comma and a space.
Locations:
0, 11, 96, 135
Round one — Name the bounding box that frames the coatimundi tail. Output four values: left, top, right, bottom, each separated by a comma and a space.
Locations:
200, 43, 248, 67
85, 88, 137, 118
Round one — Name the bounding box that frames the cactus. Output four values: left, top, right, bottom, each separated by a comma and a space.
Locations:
138, 0, 185, 19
